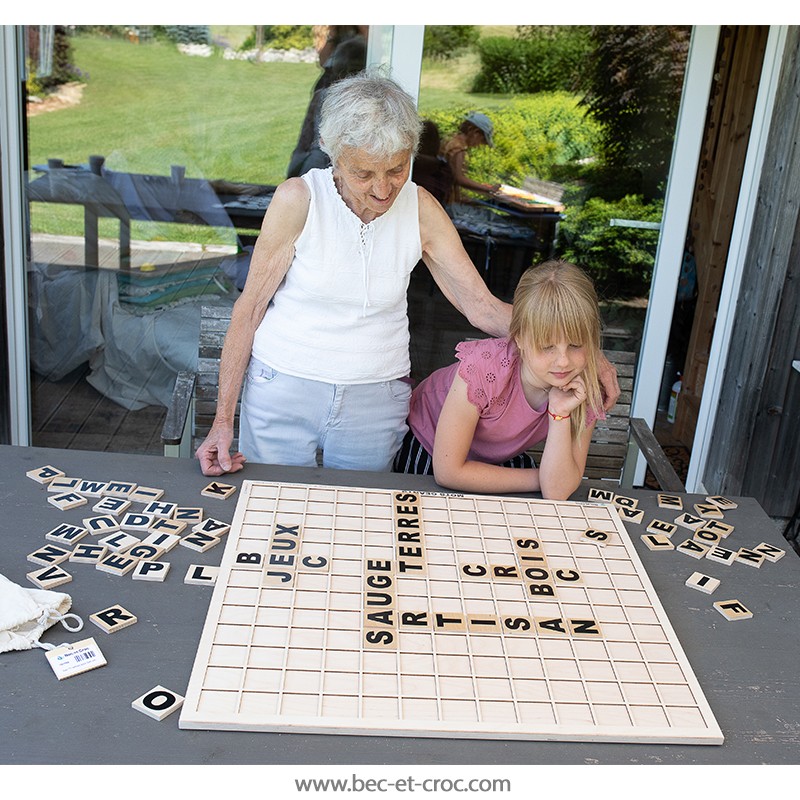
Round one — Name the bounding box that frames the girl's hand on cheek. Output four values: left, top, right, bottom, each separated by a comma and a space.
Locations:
548, 376, 586, 417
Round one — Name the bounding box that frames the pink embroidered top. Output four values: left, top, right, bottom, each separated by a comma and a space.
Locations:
407, 337, 604, 464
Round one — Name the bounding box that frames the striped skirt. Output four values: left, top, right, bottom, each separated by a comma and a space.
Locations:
392, 429, 535, 475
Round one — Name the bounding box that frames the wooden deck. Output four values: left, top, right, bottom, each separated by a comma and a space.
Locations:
29, 234, 238, 456
31, 361, 168, 455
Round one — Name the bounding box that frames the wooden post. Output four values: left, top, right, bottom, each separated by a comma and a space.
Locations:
673, 26, 769, 446
703, 27, 800, 516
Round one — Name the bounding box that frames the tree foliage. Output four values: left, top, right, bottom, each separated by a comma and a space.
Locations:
578, 26, 691, 199
423, 26, 480, 60
472, 27, 591, 94
558, 194, 664, 297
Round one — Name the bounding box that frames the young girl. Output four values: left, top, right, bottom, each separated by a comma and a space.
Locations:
394, 260, 605, 499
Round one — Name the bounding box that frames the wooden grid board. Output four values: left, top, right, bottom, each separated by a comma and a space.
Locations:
179, 481, 723, 744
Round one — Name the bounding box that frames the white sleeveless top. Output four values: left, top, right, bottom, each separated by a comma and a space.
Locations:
252, 167, 422, 383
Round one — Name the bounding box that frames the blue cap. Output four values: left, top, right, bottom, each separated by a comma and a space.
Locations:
465, 111, 494, 147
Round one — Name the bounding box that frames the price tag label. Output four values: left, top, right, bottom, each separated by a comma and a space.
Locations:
45, 637, 107, 680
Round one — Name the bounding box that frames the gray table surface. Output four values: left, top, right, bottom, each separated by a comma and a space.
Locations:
2, 445, 798, 765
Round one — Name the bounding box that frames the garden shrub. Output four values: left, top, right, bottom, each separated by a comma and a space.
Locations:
423, 26, 480, 60
472, 28, 591, 94
424, 93, 600, 187
558, 194, 664, 298
241, 26, 313, 51
163, 26, 211, 46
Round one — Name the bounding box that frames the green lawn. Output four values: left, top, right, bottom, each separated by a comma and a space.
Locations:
28, 35, 320, 244
27, 33, 515, 245
29, 35, 320, 182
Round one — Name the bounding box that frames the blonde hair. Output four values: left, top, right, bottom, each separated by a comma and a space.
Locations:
509, 260, 603, 438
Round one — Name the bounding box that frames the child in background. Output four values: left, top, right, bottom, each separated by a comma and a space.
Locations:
441, 111, 500, 203
393, 260, 605, 499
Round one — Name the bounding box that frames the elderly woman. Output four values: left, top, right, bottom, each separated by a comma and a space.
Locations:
197, 72, 618, 476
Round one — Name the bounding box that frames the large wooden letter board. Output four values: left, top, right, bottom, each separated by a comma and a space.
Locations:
180, 481, 723, 744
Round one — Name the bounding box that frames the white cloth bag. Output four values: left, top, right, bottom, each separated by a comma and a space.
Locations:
0, 572, 83, 653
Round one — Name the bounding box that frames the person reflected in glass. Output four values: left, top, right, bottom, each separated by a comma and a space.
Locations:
287, 25, 368, 178
441, 111, 501, 203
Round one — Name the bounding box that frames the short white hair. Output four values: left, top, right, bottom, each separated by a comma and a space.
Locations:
319, 70, 422, 164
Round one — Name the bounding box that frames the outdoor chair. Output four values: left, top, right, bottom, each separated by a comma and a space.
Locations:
162, 306, 684, 492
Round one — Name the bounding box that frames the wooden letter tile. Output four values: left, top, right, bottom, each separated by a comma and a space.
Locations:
674, 512, 706, 531
45, 522, 89, 545
587, 487, 615, 503
694, 502, 724, 519
98, 531, 141, 553
657, 493, 683, 510
617, 506, 645, 524
103, 481, 137, 498
175, 507, 204, 523
77, 480, 108, 497
47, 476, 82, 493
467, 615, 500, 633
201, 481, 237, 500
752, 542, 785, 562
90, 604, 138, 634
582, 528, 612, 546
140, 531, 181, 553
184, 564, 220, 585
27, 544, 72, 566
706, 495, 738, 510
735, 548, 766, 568
148, 517, 187, 536
675, 539, 710, 559
47, 492, 88, 511
613, 495, 638, 510
127, 543, 164, 561
192, 518, 231, 537
132, 686, 184, 720
27, 564, 72, 590
535, 617, 569, 636
704, 545, 736, 566
96, 553, 139, 576
693, 528, 722, 547
180, 531, 221, 552
640, 533, 674, 551
26, 465, 65, 484
92, 496, 132, 516
69, 543, 108, 565
685, 572, 720, 594
129, 486, 164, 503
698, 519, 734, 538
82, 515, 121, 535
132, 560, 171, 582
568, 618, 603, 638
141, 500, 177, 519
713, 599, 752, 621
646, 519, 678, 537
234, 551, 265, 569
120, 512, 155, 533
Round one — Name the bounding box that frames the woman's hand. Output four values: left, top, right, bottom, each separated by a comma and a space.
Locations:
196, 422, 246, 476
597, 352, 620, 411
